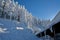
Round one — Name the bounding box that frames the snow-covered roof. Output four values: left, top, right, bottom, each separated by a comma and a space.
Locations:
43, 11, 60, 32
48, 11, 60, 28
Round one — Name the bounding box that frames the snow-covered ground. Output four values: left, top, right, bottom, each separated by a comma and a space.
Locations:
0, 16, 54, 40
0, 18, 41, 40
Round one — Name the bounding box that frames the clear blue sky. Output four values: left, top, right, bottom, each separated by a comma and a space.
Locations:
14, 0, 60, 20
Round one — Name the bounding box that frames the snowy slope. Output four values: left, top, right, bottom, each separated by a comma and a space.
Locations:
0, 18, 41, 40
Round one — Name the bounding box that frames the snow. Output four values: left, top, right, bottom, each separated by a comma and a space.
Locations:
0, 18, 53, 40
0, 18, 40, 40
46, 11, 60, 30
38, 11, 60, 33
16, 27, 24, 30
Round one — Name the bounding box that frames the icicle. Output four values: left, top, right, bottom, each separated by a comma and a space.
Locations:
50, 27, 53, 32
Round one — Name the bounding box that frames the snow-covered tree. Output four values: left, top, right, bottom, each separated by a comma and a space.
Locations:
0, 0, 6, 18
0, 0, 12, 19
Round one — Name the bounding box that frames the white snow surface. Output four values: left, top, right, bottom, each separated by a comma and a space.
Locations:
0, 18, 41, 40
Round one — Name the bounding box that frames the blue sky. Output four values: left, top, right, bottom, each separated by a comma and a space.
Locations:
15, 0, 60, 20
